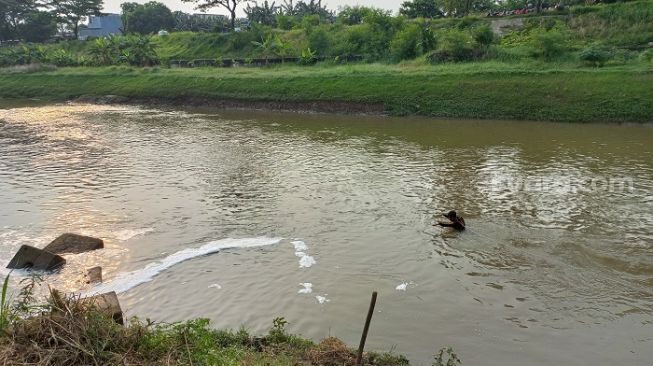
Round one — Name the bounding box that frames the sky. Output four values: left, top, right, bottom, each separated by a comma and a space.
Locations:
102, 0, 402, 17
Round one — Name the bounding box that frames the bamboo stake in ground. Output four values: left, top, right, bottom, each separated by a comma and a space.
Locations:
356, 291, 378, 366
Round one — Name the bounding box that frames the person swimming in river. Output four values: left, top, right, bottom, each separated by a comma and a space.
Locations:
435, 210, 466, 231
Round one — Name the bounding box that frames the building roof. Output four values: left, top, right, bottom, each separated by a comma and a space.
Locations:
86, 13, 122, 30
79, 14, 123, 40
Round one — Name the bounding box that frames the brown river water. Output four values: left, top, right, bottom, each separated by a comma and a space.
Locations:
0, 102, 652, 365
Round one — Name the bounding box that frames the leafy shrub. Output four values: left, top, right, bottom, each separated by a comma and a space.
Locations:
0, 49, 13, 67
308, 28, 331, 55
338, 5, 391, 25
641, 48, 653, 63
267, 317, 289, 343
343, 12, 404, 60
251, 34, 293, 58
419, 22, 438, 54
579, 44, 612, 67
87, 36, 159, 66
428, 29, 478, 63
276, 15, 298, 30
78, 55, 94, 67
4, 45, 46, 65
390, 23, 422, 61
251, 34, 277, 57
611, 48, 639, 64
47, 49, 77, 67
300, 14, 322, 31
300, 47, 318, 65
529, 28, 569, 60
344, 24, 386, 59
473, 25, 495, 47
120, 38, 154, 66
266, 317, 313, 349
88, 38, 116, 65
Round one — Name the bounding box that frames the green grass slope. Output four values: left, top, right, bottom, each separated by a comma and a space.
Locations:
1, 63, 651, 122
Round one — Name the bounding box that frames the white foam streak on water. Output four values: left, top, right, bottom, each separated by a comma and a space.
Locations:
298, 255, 316, 268
315, 295, 330, 304
292, 240, 316, 268
113, 228, 154, 241
291, 240, 308, 251
84, 237, 281, 296
298, 283, 313, 294
208, 284, 222, 290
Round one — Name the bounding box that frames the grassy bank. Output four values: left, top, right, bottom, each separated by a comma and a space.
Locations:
0, 283, 412, 366
1, 62, 652, 122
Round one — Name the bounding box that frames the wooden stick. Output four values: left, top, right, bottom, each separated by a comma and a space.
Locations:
356, 291, 378, 366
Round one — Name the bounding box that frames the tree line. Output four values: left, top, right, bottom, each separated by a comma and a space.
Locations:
0, 0, 102, 41
1, 0, 609, 43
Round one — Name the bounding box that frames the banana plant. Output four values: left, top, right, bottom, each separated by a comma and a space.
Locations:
300, 47, 317, 65
88, 37, 117, 66
251, 34, 278, 59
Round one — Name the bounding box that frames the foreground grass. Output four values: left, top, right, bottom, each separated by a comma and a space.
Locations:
0, 288, 409, 366
1, 61, 652, 122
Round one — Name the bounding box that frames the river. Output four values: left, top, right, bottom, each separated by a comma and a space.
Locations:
0, 102, 651, 365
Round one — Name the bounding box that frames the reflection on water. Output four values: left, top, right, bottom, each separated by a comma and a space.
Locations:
0, 103, 652, 365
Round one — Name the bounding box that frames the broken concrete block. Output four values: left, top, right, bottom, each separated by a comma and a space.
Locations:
84, 291, 123, 325
6, 245, 66, 271
86, 266, 102, 284
44, 233, 104, 254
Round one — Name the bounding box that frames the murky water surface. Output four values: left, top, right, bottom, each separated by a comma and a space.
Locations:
0, 102, 652, 365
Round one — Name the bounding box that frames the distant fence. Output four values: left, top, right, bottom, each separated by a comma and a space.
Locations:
169, 55, 364, 68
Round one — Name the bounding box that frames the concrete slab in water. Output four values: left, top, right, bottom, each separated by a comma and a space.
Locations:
83, 291, 123, 325
86, 266, 103, 284
44, 233, 104, 254
6, 245, 66, 271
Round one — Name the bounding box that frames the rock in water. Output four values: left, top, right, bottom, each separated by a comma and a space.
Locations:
44, 233, 104, 254
86, 266, 102, 284
6, 245, 66, 271
83, 291, 123, 325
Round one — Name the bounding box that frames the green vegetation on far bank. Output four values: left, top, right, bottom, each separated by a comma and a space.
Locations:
2, 1, 653, 68
1, 61, 652, 122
